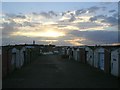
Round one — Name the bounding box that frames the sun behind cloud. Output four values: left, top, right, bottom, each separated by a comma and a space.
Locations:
2, 2, 118, 46
38, 30, 65, 37
11, 30, 65, 38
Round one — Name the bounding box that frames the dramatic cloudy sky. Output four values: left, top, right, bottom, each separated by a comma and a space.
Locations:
1, 2, 119, 46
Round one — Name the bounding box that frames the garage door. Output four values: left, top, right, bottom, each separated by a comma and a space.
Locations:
99, 53, 104, 70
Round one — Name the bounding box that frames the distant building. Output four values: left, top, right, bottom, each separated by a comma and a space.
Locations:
33, 40, 35, 45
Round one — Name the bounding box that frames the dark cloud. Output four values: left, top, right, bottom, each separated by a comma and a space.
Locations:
89, 17, 97, 22
22, 21, 36, 27
2, 19, 24, 39
61, 12, 66, 16
69, 30, 118, 44
101, 17, 118, 26
39, 11, 58, 18
48, 11, 58, 17
61, 10, 74, 16
75, 9, 86, 16
32, 12, 39, 15
89, 15, 118, 26
2, 23, 16, 38
109, 10, 116, 13
2, 36, 34, 46
86, 6, 107, 13
5, 13, 26, 19
113, 13, 118, 18
60, 12, 76, 22
5, 13, 16, 18
101, 7, 107, 11
74, 6, 107, 16
2, 14, 28, 41
89, 15, 106, 22
15, 15, 26, 19
76, 22, 103, 29
33, 11, 58, 18
32, 12, 56, 18
69, 15, 76, 22
87, 6, 100, 13
40, 12, 52, 18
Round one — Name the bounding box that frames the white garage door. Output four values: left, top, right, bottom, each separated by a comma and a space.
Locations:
99, 53, 104, 70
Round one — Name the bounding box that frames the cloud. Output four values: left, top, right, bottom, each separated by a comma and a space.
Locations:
87, 6, 100, 13
39, 39, 58, 45
22, 21, 36, 27
48, 11, 58, 17
4, 13, 31, 25
75, 6, 106, 16
2, 21, 22, 38
33, 11, 58, 19
39, 12, 52, 19
89, 15, 106, 22
32, 11, 58, 19
15, 15, 26, 19
2, 23, 14, 38
58, 25, 79, 30
10, 26, 66, 38
109, 10, 116, 13
5, 13, 26, 20
75, 9, 87, 16
101, 16, 118, 26
2, 6, 118, 46
69, 15, 76, 22
69, 30, 118, 45
89, 15, 118, 26
75, 22, 105, 31
59, 11, 76, 23
39, 40, 58, 42
64, 38, 86, 46
112, 13, 118, 18
61, 12, 66, 16
32, 12, 52, 18
101, 7, 107, 11
2, 36, 34, 45
61, 10, 75, 16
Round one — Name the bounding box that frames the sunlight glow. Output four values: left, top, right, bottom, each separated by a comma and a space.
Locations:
11, 30, 65, 38
38, 31, 65, 37
64, 38, 86, 46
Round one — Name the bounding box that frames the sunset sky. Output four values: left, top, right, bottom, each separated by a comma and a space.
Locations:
1, 2, 119, 46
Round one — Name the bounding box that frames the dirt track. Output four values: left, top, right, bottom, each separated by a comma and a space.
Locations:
2, 55, 119, 88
